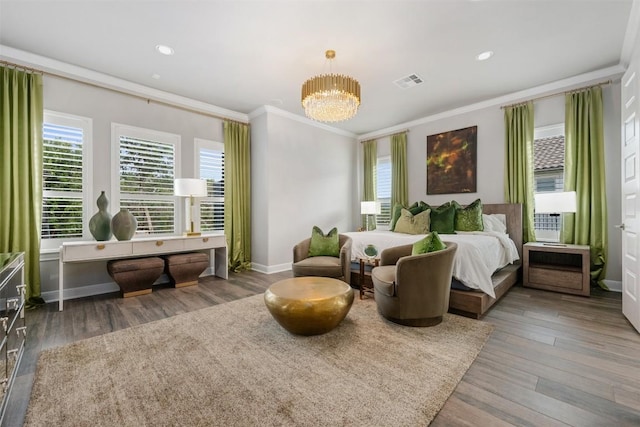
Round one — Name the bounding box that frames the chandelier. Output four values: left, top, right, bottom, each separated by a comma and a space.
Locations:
301, 50, 361, 122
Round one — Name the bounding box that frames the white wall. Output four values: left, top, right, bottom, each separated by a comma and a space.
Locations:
250, 109, 357, 273
40, 75, 224, 298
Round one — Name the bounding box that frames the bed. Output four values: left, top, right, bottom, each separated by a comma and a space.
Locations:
346, 203, 523, 319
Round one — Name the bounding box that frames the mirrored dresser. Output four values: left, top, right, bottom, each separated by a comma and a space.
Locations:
0, 252, 26, 423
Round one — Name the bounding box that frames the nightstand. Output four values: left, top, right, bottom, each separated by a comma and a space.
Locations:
523, 242, 590, 296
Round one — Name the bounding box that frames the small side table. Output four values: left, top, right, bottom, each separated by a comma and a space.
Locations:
358, 257, 379, 299
523, 242, 591, 296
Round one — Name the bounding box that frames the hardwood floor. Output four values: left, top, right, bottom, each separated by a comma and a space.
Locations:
5, 272, 640, 426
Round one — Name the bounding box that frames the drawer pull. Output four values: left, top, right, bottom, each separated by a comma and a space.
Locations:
7, 298, 19, 311
0, 317, 7, 332
7, 348, 18, 359
96, 244, 106, 250
16, 326, 27, 337
203, 237, 209, 243
16, 284, 26, 295
156, 241, 164, 247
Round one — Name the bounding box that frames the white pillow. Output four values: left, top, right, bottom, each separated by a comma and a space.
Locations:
483, 214, 507, 234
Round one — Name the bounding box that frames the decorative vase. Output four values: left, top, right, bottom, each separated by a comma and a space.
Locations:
364, 244, 378, 260
89, 191, 112, 241
111, 208, 137, 241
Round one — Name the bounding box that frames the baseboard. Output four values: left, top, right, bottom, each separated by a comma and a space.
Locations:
251, 262, 292, 274
602, 279, 622, 292
41, 281, 119, 303
41, 274, 172, 303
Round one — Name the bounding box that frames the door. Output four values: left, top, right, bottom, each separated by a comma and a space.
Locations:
622, 64, 640, 333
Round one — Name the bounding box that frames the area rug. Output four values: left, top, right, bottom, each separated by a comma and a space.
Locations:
25, 294, 493, 426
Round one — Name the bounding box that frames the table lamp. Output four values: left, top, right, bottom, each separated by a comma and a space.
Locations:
174, 178, 207, 236
534, 191, 576, 245
361, 201, 381, 231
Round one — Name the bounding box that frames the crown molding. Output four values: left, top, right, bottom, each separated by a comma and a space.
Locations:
621, 0, 640, 67
0, 45, 249, 123
249, 105, 357, 138
358, 64, 626, 141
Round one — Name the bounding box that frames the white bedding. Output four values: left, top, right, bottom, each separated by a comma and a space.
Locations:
343, 230, 520, 298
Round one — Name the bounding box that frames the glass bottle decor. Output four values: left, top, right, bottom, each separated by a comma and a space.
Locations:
111, 208, 137, 241
88, 191, 113, 241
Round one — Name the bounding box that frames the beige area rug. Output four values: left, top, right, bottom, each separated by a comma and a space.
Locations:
25, 294, 493, 426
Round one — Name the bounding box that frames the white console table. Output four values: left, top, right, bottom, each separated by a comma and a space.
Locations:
58, 233, 228, 311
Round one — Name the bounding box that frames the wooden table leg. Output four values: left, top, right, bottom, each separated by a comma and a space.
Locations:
359, 259, 365, 299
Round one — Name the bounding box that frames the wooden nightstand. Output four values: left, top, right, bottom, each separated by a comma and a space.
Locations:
523, 242, 591, 296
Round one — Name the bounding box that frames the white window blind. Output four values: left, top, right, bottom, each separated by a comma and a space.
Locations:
41, 116, 89, 242
198, 141, 225, 232
117, 133, 177, 235
376, 156, 392, 227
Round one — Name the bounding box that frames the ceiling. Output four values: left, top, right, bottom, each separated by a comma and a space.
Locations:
0, 0, 636, 135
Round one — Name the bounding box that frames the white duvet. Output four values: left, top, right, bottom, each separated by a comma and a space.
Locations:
343, 230, 520, 298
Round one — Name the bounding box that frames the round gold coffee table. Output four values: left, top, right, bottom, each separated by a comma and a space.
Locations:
264, 277, 354, 336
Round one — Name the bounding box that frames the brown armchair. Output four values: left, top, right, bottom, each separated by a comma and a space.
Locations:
292, 234, 352, 284
371, 242, 457, 326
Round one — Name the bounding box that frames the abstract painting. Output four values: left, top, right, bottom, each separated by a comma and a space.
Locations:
426, 126, 477, 194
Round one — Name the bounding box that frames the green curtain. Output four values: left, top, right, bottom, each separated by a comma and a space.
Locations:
504, 102, 536, 243
223, 121, 251, 272
562, 86, 607, 288
363, 139, 377, 230
0, 66, 45, 307
391, 132, 408, 208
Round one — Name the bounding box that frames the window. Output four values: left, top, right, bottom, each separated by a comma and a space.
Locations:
376, 156, 391, 228
111, 124, 180, 236
533, 127, 564, 241
196, 139, 224, 232
41, 111, 92, 249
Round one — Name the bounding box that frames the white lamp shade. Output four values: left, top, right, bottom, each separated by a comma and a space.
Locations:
361, 201, 381, 215
174, 178, 207, 197
534, 191, 577, 214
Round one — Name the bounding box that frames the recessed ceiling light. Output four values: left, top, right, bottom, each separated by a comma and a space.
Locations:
476, 51, 494, 61
155, 44, 174, 56
151, 73, 161, 80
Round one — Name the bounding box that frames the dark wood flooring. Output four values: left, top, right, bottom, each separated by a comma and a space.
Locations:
5, 271, 640, 426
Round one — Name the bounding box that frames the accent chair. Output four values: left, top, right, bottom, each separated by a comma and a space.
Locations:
371, 242, 457, 326
292, 234, 352, 284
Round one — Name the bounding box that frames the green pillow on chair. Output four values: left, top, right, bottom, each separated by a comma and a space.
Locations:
411, 231, 447, 255
308, 226, 340, 257
453, 199, 484, 231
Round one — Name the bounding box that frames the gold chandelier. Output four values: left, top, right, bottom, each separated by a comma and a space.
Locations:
301, 50, 361, 122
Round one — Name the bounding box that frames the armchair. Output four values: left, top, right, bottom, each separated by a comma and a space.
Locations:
371, 242, 457, 326
292, 234, 352, 284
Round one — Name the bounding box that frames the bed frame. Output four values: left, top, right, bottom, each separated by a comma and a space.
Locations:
448, 203, 523, 319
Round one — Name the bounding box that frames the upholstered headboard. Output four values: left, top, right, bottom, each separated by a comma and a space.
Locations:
483, 203, 523, 261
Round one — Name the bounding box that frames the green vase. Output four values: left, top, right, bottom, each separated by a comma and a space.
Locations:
89, 191, 112, 241
364, 244, 378, 259
111, 208, 137, 241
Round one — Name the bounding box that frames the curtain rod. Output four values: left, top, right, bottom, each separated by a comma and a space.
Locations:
359, 129, 410, 143
500, 80, 612, 110
0, 59, 249, 124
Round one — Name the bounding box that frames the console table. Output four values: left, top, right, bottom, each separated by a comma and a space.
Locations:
58, 233, 228, 311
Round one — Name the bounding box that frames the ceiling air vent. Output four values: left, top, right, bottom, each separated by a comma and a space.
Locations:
393, 74, 424, 89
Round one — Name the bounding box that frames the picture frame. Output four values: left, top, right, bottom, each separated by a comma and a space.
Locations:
426, 125, 477, 195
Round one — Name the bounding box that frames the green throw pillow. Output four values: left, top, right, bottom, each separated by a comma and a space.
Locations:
453, 199, 484, 231
308, 226, 340, 257
411, 231, 447, 255
394, 208, 431, 235
389, 202, 422, 231
426, 202, 456, 234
